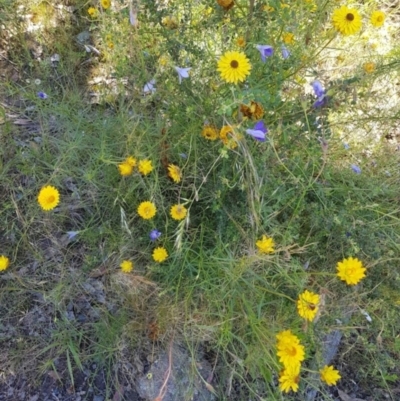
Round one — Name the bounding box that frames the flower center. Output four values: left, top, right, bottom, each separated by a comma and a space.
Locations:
308, 303, 316, 311
377, 16, 383, 22
346, 13, 354, 21
287, 346, 297, 356
230, 60, 239, 68
47, 196, 55, 203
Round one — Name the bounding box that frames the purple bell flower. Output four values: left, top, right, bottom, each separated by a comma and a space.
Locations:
311, 80, 327, 108
245, 121, 268, 142
281, 46, 290, 59
351, 164, 361, 174
256, 45, 274, 62
37, 91, 48, 99
150, 229, 162, 241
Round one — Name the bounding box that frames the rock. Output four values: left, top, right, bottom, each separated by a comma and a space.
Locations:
136, 345, 215, 401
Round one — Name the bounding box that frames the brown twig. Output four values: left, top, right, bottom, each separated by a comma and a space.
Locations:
152, 338, 174, 401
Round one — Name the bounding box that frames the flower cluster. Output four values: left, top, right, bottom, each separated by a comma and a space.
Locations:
276, 330, 304, 393
332, 6, 386, 35
276, 330, 341, 392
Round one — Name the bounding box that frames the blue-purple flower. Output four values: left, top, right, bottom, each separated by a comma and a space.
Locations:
174, 67, 191, 84
351, 164, 361, 174
129, 6, 138, 27
143, 79, 156, 94
150, 229, 162, 241
37, 91, 48, 99
311, 80, 327, 108
256, 45, 274, 62
245, 121, 268, 142
281, 46, 290, 59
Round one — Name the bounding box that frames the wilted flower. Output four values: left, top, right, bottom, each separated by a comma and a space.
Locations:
143, 79, 156, 94
351, 164, 361, 174
150, 229, 162, 241
246, 121, 268, 142
174, 67, 191, 84
240, 101, 264, 120
217, 0, 234, 11
256, 45, 274, 62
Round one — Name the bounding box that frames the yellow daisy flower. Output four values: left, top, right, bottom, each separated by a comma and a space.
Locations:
138, 159, 153, 176
363, 62, 375, 73
256, 235, 275, 254
236, 37, 246, 47
118, 162, 133, 176
217, 0, 234, 11
170, 204, 187, 221
263, 5, 274, 12
38, 185, 60, 211
159, 55, 169, 67
297, 290, 320, 322
217, 51, 251, 84
370, 11, 385, 28
201, 125, 218, 141
336, 257, 366, 285
276, 330, 305, 368
137, 201, 157, 220
88, 7, 99, 17
101, 0, 111, 10
0, 255, 10, 272
162, 16, 178, 29
152, 247, 168, 263
320, 365, 341, 386
282, 32, 295, 44
332, 6, 362, 35
120, 260, 133, 273
125, 156, 136, 167
279, 364, 301, 393
167, 164, 182, 183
